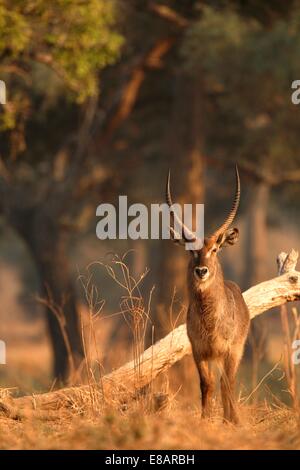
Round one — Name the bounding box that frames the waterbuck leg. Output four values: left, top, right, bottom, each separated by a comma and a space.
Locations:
220, 374, 230, 421
196, 361, 214, 419
221, 352, 241, 424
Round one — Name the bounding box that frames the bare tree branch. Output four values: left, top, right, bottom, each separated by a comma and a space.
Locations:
101, 36, 176, 143
149, 3, 189, 28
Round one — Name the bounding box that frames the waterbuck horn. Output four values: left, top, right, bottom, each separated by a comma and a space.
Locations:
212, 165, 240, 239
166, 170, 197, 244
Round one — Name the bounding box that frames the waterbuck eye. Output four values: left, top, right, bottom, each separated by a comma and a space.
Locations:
212, 248, 217, 253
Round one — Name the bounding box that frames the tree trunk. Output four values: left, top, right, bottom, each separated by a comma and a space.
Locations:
244, 180, 270, 287
34, 234, 84, 382
8, 206, 84, 382
243, 179, 271, 389
157, 73, 206, 337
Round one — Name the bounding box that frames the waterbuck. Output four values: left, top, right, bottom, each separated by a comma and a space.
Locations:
166, 166, 250, 423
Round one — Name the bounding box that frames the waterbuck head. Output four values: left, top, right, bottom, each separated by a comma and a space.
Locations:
166, 166, 240, 290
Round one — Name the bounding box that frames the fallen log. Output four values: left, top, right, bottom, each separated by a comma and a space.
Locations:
5, 260, 300, 413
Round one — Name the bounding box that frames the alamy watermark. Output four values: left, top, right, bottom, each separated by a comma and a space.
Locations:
0, 80, 6, 105
96, 196, 204, 250
292, 339, 300, 365
0, 340, 6, 364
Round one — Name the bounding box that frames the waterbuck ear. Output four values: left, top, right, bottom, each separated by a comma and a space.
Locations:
216, 228, 239, 248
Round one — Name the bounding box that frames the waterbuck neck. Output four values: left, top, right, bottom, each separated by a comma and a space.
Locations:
188, 257, 227, 317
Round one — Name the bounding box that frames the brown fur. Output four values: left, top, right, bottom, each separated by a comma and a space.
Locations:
186, 234, 250, 424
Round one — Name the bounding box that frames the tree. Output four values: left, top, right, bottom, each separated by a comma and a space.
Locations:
0, 0, 123, 381
181, 4, 300, 284
0, 0, 194, 377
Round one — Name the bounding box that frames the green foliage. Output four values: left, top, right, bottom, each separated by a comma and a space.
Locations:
181, 5, 300, 173
0, 1, 31, 55
0, 0, 123, 100
0, 0, 124, 160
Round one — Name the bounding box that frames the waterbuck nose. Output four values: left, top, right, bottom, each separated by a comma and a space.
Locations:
194, 266, 209, 279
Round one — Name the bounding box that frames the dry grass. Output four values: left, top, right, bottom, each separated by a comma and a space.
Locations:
0, 401, 299, 450
1, 349, 299, 450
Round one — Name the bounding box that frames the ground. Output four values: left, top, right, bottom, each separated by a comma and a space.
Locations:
0, 402, 299, 450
